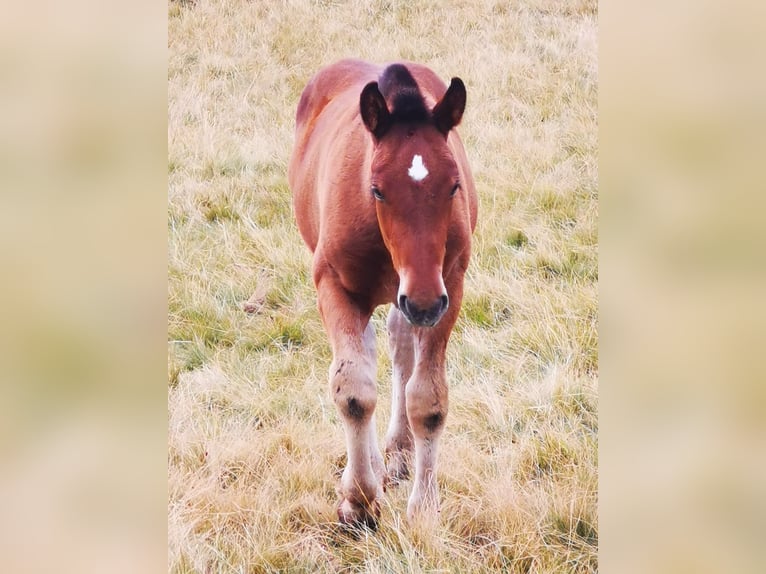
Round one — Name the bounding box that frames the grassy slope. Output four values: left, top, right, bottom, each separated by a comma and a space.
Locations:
168, 0, 597, 572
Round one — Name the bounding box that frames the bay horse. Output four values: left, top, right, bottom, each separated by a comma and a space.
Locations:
288, 59, 477, 527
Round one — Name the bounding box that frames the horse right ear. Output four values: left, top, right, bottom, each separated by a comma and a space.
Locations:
360, 82, 392, 140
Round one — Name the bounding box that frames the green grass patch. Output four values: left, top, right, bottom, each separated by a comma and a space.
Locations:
505, 228, 529, 249
535, 249, 597, 281
461, 292, 513, 329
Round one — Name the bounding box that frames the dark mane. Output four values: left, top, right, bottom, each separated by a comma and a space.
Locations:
378, 64, 430, 124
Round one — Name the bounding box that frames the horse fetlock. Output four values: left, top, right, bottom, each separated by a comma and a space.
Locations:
339, 468, 383, 515
370, 449, 387, 490
406, 483, 440, 524
384, 429, 413, 478
384, 446, 412, 485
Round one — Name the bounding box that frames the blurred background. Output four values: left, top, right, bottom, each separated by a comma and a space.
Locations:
0, 1, 166, 572
600, 1, 766, 572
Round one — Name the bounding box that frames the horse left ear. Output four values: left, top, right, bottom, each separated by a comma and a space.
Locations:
432, 77, 466, 136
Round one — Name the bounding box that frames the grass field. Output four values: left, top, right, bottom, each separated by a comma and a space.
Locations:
168, 0, 598, 572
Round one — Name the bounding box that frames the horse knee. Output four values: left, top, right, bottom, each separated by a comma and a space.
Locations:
422, 411, 445, 433
406, 389, 447, 438
331, 360, 377, 422
410, 408, 446, 438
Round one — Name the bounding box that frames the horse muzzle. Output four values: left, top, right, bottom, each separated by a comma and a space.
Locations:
398, 293, 449, 327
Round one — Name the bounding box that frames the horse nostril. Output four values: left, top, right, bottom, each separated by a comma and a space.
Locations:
440, 294, 449, 312
398, 294, 408, 312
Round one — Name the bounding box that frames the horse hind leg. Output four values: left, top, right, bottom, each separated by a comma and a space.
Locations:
362, 322, 386, 491
385, 306, 415, 485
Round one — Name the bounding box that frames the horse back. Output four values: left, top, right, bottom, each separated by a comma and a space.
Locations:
289, 60, 380, 252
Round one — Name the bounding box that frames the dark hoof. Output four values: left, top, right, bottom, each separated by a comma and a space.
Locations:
337, 498, 380, 531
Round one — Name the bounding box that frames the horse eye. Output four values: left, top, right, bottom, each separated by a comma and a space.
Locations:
371, 186, 384, 201
450, 183, 461, 197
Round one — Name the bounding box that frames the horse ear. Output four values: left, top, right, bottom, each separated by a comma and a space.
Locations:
432, 77, 466, 136
360, 81, 392, 140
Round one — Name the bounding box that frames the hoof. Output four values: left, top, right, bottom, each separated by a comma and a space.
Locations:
337, 498, 380, 531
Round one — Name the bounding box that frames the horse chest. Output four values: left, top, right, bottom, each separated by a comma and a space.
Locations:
330, 244, 398, 307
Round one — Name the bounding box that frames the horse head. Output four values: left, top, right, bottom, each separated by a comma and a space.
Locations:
359, 65, 466, 327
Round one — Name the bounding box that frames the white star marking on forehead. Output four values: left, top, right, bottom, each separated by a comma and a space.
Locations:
408, 154, 429, 182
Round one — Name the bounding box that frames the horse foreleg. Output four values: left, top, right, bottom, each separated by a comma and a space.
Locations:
404, 279, 461, 523
405, 342, 448, 522
316, 272, 383, 527
362, 322, 387, 491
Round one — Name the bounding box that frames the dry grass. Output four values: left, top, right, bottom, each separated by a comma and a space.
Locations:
168, 0, 597, 572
